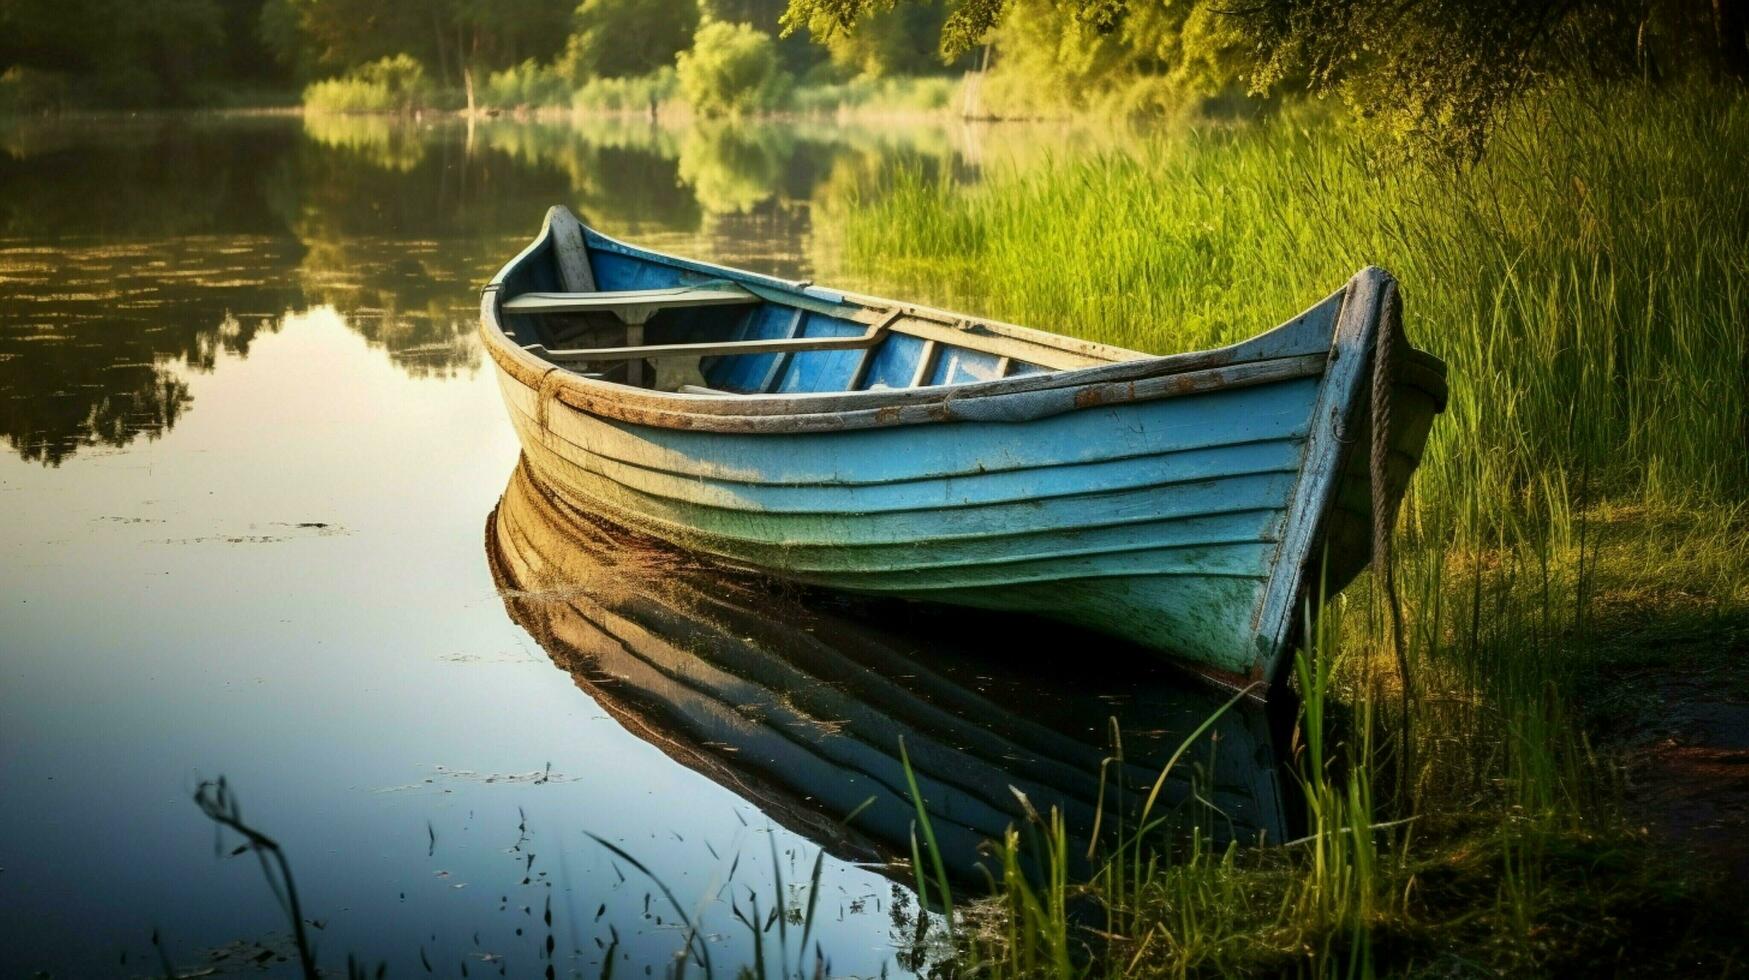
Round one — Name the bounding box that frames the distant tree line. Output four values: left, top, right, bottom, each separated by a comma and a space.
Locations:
0, 0, 290, 106
0, 0, 958, 112
4, 0, 1744, 149
794, 0, 1749, 156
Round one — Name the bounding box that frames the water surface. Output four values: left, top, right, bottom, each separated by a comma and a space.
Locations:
0, 114, 1283, 976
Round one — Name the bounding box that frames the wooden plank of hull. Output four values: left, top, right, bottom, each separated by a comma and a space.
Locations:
502, 412, 1283, 675
502, 388, 1304, 542
487, 460, 1291, 880
509, 467, 1289, 582
504, 400, 1303, 546
499, 370, 1324, 487
513, 425, 1312, 516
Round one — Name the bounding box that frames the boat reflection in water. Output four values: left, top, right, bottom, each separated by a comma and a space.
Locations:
487, 458, 1294, 882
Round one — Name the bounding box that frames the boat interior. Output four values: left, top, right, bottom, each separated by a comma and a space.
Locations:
492, 212, 1140, 395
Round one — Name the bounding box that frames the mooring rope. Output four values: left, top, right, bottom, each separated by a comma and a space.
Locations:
1372, 278, 1414, 795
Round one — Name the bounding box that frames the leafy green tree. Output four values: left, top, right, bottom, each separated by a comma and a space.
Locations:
261, 0, 571, 111
560, 0, 700, 80
677, 20, 790, 115
808, 0, 956, 77
974, 0, 1147, 95
703, 0, 831, 74
1237, 0, 1746, 157
964, 0, 1252, 116
257, 0, 425, 76
219, 0, 296, 87
783, 0, 1749, 157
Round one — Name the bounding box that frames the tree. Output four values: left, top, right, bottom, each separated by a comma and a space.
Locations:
260, 0, 572, 112
783, 0, 1749, 158
220, 0, 295, 88
560, 0, 700, 80
677, 20, 790, 115
0, 0, 228, 105
807, 0, 956, 77
703, 0, 832, 74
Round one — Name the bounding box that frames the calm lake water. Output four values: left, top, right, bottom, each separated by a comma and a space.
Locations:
0, 114, 1288, 977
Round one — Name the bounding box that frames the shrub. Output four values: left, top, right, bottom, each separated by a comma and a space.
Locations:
561, 0, 699, 81
482, 60, 570, 110
675, 21, 789, 117
303, 55, 433, 114
572, 68, 679, 114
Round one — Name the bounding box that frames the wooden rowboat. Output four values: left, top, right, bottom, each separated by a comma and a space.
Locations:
481, 206, 1447, 691
486, 458, 1292, 881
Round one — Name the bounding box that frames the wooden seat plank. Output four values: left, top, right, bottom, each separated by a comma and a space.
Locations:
539, 309, 902, 365
504, 280, 758, 324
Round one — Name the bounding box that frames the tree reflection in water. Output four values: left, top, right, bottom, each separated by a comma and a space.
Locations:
0, 112, 1019, 464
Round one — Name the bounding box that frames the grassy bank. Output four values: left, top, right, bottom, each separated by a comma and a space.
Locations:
821, 83, 1749, 975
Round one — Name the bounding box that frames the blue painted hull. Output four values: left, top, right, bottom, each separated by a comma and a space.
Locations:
482, 208, 1448, 690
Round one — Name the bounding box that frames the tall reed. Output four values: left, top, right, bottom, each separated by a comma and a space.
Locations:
829, 81, 1749, 975
824, 83, 1748, 538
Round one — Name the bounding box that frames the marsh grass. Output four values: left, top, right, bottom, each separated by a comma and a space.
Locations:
830, 81, 1749, 975
828, 83, 1747, 527
188, 776, 853, 979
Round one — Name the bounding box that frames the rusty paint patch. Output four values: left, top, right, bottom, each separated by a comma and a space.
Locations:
1074, 386, 1108, 409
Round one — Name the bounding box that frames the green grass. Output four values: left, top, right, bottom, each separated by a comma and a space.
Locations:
826, 81, 1749, 976
829, 87, 1747, 526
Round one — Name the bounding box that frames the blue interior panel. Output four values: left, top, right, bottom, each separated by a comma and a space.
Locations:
858, 335, 927, 390
775, 317, 866, 393
704, 305, 802, 391
929, 347, 1005, 386
590, 250, 683, 291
